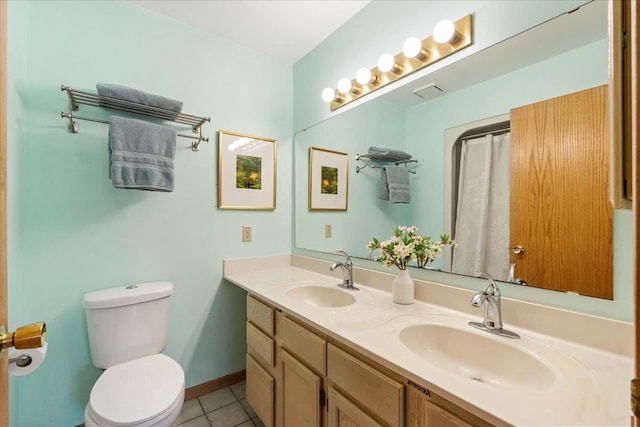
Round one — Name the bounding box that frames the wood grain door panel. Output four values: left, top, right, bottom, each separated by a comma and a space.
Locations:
510, 85, 613, 299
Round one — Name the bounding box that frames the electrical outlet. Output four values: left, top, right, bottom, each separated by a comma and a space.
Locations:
324, 224, 332, 238
242, 226, 252, 242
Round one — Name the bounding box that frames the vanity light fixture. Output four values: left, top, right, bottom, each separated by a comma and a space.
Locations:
433, 19, 456, 43
402, 37, 429, 61
377, 53, 403, 74
322, 14, 473, 111
337, 77, 353, 94
321, 87, 337, 102
355, 67, 377, 86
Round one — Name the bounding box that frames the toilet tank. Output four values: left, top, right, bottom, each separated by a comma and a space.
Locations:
83, 281, 173, 369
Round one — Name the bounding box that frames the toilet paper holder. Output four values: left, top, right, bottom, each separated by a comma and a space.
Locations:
0, 322, 47, 355
8, 353, 32, 367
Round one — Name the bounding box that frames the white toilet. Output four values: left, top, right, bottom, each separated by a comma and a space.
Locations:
82, 281, 185, 427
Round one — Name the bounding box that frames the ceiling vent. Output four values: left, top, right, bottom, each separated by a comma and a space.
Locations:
413, 83, 444, 100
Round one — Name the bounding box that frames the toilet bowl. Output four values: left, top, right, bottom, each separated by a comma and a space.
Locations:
84, 354, 184, 427
83, 282, 184, 427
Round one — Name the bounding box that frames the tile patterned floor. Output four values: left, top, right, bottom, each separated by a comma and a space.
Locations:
174, 380, 265, 427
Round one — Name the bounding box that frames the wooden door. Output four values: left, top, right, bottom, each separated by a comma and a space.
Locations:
1, 0, 9, 425
281, 349, 322, 427
510, 85, 613, 299
328, 387, 381, 427
629, 0, 640, 422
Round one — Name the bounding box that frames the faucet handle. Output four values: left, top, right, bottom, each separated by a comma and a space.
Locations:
334, 250, 352, 266
334, 249, 349, 258
475, 271, 500, 296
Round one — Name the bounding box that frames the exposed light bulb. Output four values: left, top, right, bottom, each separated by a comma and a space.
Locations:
355, 68, 373, 85
321, 87, 336, 102
337, 78, 352, 94
402, 37, 423, 59
377, 53, 395, 72
433, 19, 455, 43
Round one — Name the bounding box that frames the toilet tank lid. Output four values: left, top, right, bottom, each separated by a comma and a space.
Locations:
83, 282, 173, 309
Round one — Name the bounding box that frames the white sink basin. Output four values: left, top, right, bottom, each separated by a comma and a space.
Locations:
287, 285, 356, 308
399, 323, 556, 391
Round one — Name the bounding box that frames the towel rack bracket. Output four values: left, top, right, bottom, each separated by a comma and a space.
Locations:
60, 112, 79, 133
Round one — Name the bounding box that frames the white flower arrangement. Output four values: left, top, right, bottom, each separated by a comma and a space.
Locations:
366, 225, 455, 270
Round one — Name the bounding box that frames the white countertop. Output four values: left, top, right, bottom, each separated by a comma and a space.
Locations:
224, 257, 632, 426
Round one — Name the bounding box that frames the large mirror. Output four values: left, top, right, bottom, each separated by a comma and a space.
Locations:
294, 0, 617, 298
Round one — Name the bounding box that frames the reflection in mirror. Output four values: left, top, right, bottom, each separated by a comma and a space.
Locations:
294, 1, 614, 298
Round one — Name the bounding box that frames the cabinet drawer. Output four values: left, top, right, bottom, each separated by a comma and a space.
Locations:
247, 321, 275, 367
328, 344, 404, 427
246, 354, 275, 427
247, 294, 274, 336
279, 314, 326, 375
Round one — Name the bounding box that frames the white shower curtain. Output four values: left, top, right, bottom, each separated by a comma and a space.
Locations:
451, 133, 510, 281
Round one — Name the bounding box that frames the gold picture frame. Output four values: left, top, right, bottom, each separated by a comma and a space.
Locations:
218, 130, 276, 210
309, 147, 348, 211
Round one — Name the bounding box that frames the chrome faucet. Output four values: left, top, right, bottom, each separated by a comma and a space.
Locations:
469, 273, 519, 339
330, 250, 359, 291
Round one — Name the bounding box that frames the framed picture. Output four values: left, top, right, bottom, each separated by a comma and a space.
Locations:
218, 130, 277, 210
309, 147, 348, 211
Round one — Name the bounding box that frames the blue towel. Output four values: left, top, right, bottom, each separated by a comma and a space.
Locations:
379, 165, 410, 203
109, 116, 176, 192
368, 146, 413, 162
97, 83, 183, 113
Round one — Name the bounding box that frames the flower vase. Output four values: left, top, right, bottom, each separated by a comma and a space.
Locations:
392, 269, 414, 304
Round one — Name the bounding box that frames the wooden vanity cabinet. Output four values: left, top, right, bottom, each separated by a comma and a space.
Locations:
278, 313, 327, 427
328, 386, 383, 427
327, 343, 404, 427
246, 295, 277, 427
405, 383, 492, 427
246, 293, 490, 427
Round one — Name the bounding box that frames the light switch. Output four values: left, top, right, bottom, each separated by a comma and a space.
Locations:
242, 226, 252, 242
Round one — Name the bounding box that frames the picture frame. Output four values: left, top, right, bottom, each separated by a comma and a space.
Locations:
218, 130, 277, 210
308, 147, 349, 211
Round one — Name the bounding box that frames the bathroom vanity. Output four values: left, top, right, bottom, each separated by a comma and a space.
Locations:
224, 255, 632, 427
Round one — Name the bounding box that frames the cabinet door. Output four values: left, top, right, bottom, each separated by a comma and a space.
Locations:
281, 349, 323, 427
246, 354, 274, 427
510, 85, 613, 299
406, 385, 491, 427
328, 387, 382, 427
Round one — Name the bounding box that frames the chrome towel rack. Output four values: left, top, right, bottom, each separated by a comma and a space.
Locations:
60, 84, 211, 151
354, 153, 418, 174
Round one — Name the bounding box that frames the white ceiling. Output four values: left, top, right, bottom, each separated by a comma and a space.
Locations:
128, 0, 371, 64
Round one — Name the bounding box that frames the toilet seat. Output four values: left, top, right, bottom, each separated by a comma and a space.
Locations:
87, 354, 184, 427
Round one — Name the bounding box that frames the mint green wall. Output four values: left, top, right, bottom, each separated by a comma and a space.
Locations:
293, 0, 588, 132
294, 98, 408, 255
9, 1, 292, 425
6, 1, 28, 426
